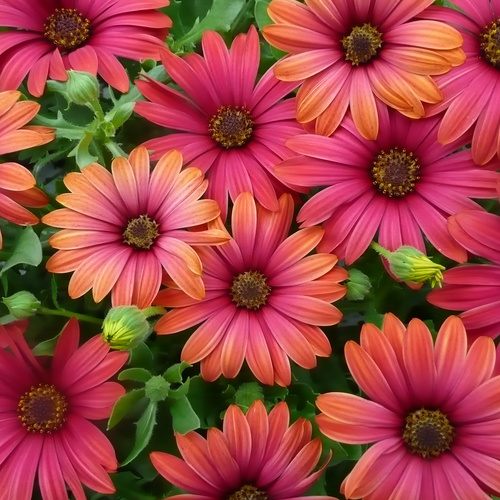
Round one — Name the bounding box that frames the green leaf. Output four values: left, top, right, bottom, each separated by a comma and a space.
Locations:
0, 227, 42, 276
168, 378, 190, 399
34, 111, 86, 140
254, 0, 272, 30
118, 368, 152, 383
32, 332, 60, 356
129, 341, 154, 369
121, 399, 158, 466
234, 382, 264, 410
168, 395, 200, 434
163, 361, 191, 383
68, 130, 98, 168
108, 388, 146, 430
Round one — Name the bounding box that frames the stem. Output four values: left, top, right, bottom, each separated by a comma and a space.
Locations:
38, 306, 103, 325
370, 241, 392, 259
143, 306, 166, 319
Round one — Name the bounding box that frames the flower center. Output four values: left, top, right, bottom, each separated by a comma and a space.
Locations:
371, 147, 420, 197
18, 383, 67, 433
480, 19, 500, 68
342, 24, 383, 65
230, 271, 271, 310
44, 8, 90, 51
227, 485, 269, 500
209, 106, 254, 149
123, 214, 159, 250
403, 408, 454, 458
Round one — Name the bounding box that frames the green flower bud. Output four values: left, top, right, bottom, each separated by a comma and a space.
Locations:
346, 268, 372, 300
2, 291, 40, 318
102, 306, 150, 350
145, 375, 170, 402
66, 70, 99, 105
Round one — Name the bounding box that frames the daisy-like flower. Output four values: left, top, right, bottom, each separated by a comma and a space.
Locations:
151, 399, 335, 500
0, 318, 128, 500
0, 0, 171, 96
261, 0, 465, 139
422, 0, 500, 165
43, 146, 229, 309
275, 106, 500, 265
316, 314, 500, 499
135, 26, 305, 220
154, 192, 347, 386
0, 90, 54, 248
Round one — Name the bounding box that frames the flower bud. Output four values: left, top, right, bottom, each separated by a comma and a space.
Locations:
2, 291, 40, 318
346, 268, 372, 300
102, 306, 150, 350
145, 375, 170, 402
66, 70, 99, 105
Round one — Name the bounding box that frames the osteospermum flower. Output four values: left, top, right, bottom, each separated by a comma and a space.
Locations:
261, 0, 464, 139
0, 90, 54, 248
275, 106, 500, 264
43, 146, 229, 308
151, 399, 335, 500
135, 26, 304, 220
0, 318, 128, 500
0, 0, 171, 96
154, 192, 347, 386
422, 1, 500, 164
316, 314, 500, 499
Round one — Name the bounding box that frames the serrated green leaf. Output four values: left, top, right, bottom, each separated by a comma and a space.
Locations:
234, 382, 264, 410
0, 227, 42, 276
108, 388, 146, 430
68, 130, 98, 168
163, 361, 191, 383
34, 111, 86, 140
118, 368, 152, 383
169, 395, 200, 434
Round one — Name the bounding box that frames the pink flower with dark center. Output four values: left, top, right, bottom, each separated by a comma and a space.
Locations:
0, 0, 171, 96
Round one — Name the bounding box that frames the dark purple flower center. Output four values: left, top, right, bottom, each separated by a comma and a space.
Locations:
403, 408, 454, 458
371, 147, 420, 197
343, 24, 383, 65
18, 383, 67, 433
230, 271, 271, 310
123, 214, 159, 250
480, 19, 500, 68
209, 106, 254, 149
44, 8, 90, 50
227, 485, 268, 500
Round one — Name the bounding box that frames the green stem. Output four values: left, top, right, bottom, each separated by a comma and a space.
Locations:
370, 241, 392, 259
38, 306, 103, 325
143, 306, 166, 319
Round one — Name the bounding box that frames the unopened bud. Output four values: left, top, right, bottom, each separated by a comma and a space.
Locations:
66, 70, 99, 105
102, 306, 150, 350
2, 291, 40, 318
145, 375, 170, 402
346, 269, 372, 300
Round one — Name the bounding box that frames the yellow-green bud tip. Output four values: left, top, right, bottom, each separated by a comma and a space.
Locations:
102, 305, 150, 350
2, 291, 40, 318
66, 70, 99, 105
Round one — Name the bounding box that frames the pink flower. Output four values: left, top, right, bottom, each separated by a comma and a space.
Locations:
275, 105, 500, 264
317, 314, 500, 499
0, 0, 171, 96
135, 26, 305, 220
0, 318, 128, 500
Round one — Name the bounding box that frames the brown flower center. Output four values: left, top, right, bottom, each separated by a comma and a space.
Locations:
371, 147, 420, 197
480, 19, 500, 68
209, 106, 254, 148
18, 383, 67, 433
403, 408, 454, 458
44, 8, 90, 50
227, 485, 269, 500
343, 23, 383, 65
123, 214, 159, 250
230, 271, 271, 310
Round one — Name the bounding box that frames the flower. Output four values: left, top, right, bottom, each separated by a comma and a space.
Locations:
275, 106, 500, 264
151, 399, 335, 500
43, 146, 229, 308
154, 192, 347, 386
0, 318, 128, 500
316, 313, 500, 499
0, 0, 171, 96
261, 0, 464, 139
0, 90, 54, 248
422, 0, 500, 164
135, 26, 305, 220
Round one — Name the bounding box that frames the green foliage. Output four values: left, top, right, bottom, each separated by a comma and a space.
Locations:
0, 227, 42, 276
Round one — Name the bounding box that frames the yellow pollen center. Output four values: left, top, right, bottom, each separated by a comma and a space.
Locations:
403, 408, 454, 458
480, 19, 500, 68
209, 106, 254, 148
123, 214, 159, 250
18, 383, 67, 433
230, 271, 271, 310
342, 23, 383, 65
44, 8, 90, 50
371, 147, 420, 197
227, 485, 269, 500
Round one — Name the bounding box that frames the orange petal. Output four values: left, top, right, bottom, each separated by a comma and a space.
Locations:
350, 70, 378, 140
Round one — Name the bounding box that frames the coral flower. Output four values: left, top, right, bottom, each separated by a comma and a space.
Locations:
0, 318, 128, 500
261, 0, 464, 139
0, 90, 54, 248
135, 26, 304, 220
275, 105, 500, 265
43, 146, 229, 308
151, 399, 335, 500
422, 0, 500, 164
154, 192, 347, 386
316, 314, 500, 499
0, 0, 171, 96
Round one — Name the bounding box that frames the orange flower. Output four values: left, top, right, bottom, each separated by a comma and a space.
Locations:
0, 90, 54, 248
262, 0, 465, 139
43, 146, 229, 308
